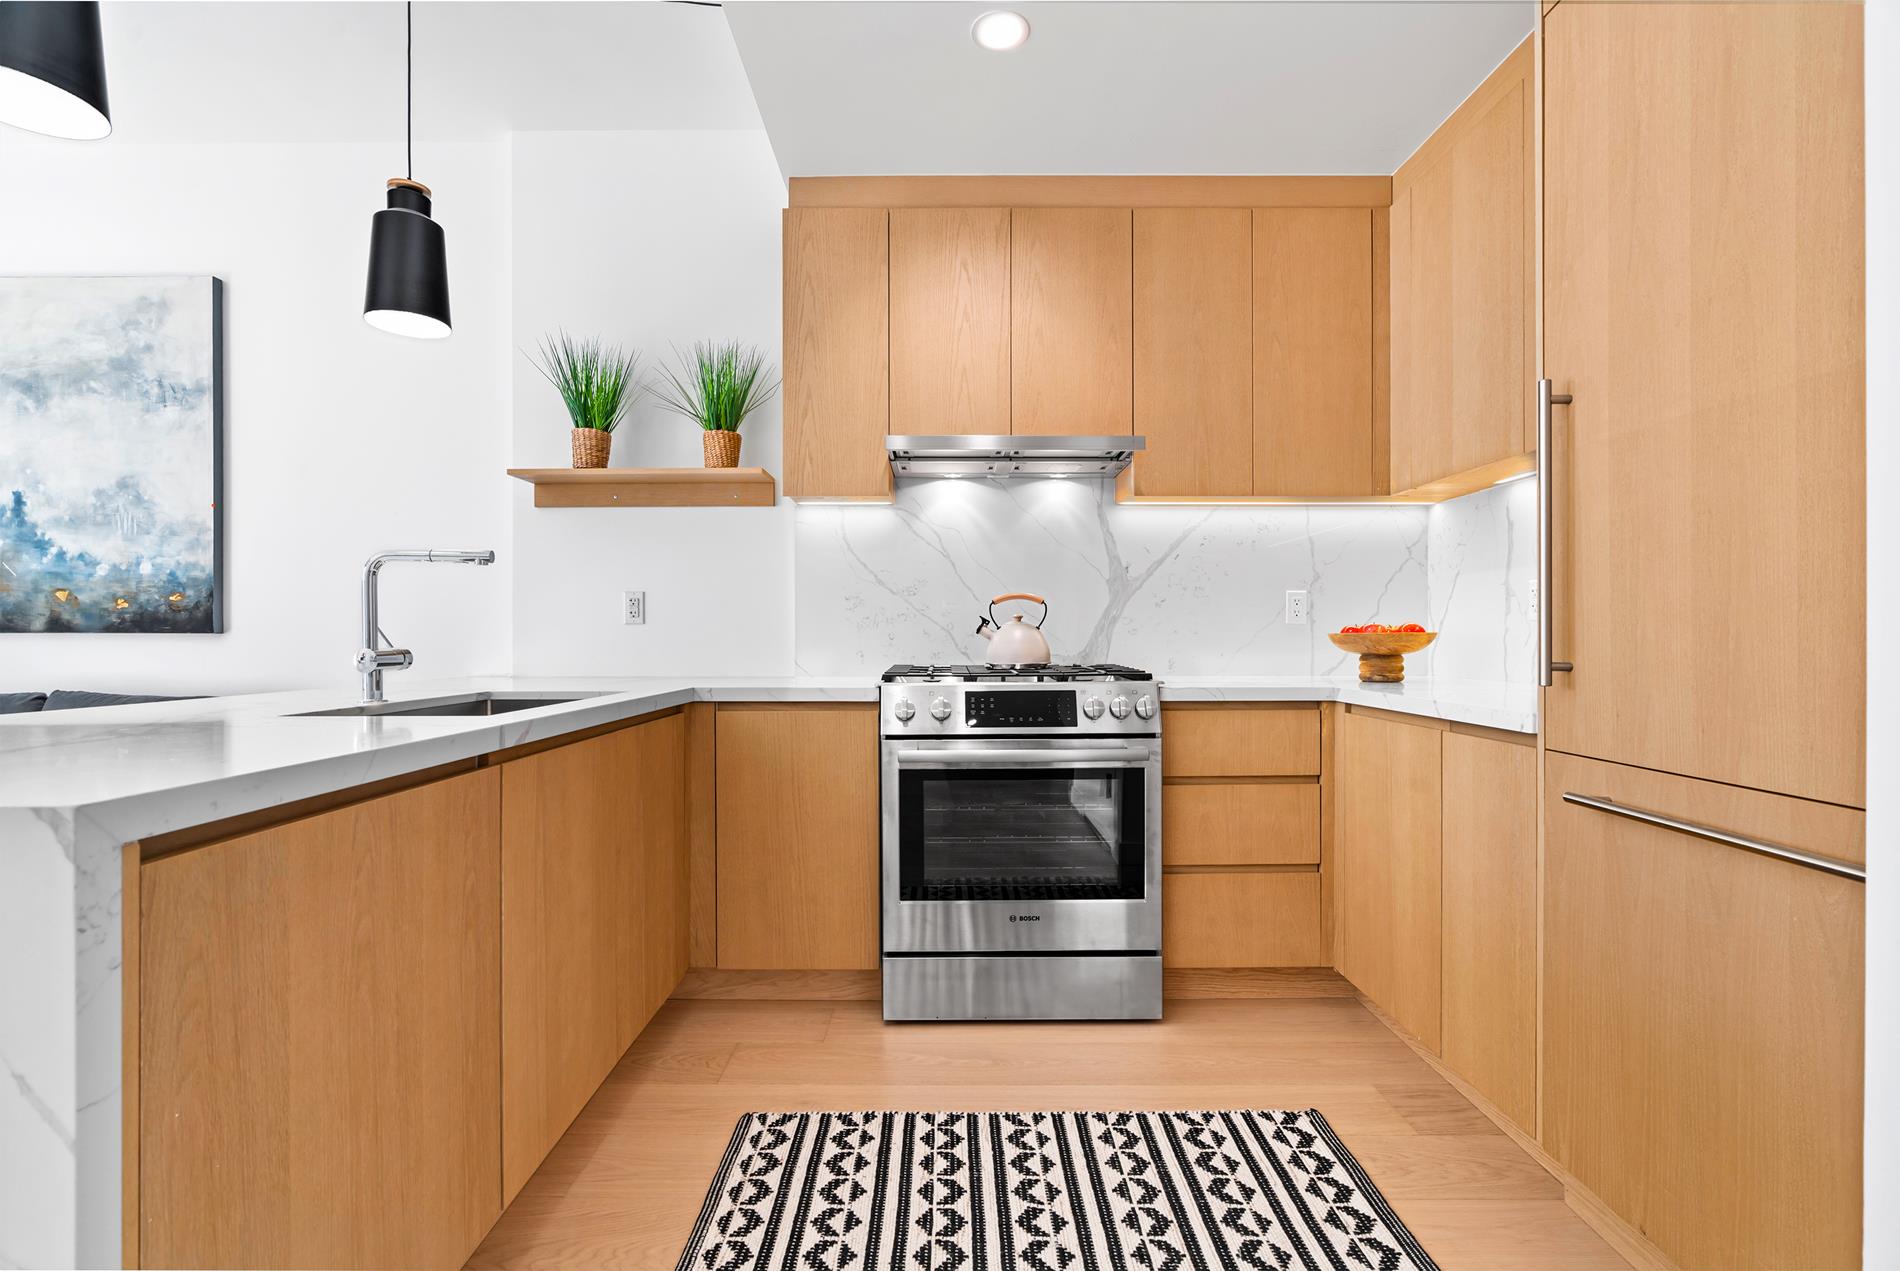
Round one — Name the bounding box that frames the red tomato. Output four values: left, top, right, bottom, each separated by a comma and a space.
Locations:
1399, 622, 1426, 633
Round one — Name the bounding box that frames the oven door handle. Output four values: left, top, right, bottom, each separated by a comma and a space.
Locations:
891, 746, 1151, 767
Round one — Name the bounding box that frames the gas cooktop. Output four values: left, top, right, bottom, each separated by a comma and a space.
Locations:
882, 663, 1155, 684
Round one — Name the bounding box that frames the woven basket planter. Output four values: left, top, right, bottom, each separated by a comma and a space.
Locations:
571, 428, 612, 469
702, 430, 742, 468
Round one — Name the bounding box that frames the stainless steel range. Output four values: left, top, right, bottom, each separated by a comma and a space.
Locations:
879, 663, 1162, 1021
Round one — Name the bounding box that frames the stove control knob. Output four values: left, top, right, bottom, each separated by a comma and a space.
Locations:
893, 696, 916, 723
1082, 695, 1106, 720
1134, 693, 1155, 720
929, 695, 953, 722
1109, 695, 1132, 720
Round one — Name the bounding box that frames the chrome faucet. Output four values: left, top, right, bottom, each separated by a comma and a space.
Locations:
357, 549, 497, 702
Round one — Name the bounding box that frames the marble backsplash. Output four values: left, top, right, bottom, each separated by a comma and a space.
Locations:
793, 475, 1536, 682
1421, 475, 1537, 683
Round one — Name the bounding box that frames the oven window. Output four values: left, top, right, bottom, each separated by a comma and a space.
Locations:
897, 766, 1146, 901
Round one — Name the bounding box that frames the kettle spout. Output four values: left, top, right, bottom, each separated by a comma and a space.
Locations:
975, 615, 995, 640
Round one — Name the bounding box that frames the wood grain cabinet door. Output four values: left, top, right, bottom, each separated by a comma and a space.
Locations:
1334, 708, 1441, 1051
1253, 207, 1375, 495
890, 207, 1010, 436
1010, 207, 1133, 435
500, 719, 685, 1204
1388, 38, 1532, 493
783, 207, 890, 499
1542, 751, 1864, 1270
1543, 2, 1864, 807
1130, 207, 1251, 496
1438, 730, 1536, 1132
715, 705, 880, 969
138, 770, 502, 1271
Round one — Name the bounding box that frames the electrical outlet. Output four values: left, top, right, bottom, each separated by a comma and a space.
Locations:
1284, 589, 1310, 626
623, 590, 646, 625
1527, 579, 1539, 620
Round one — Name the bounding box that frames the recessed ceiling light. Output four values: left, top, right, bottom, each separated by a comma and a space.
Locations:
972, 10, 1030, 51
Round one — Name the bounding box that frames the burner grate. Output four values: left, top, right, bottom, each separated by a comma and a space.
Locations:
882, 662, 1154, 683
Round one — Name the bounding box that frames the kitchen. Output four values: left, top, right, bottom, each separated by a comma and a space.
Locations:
0, 2, 1887, 1269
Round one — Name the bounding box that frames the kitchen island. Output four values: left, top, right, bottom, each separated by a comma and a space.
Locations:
0, 672, 1532, 1268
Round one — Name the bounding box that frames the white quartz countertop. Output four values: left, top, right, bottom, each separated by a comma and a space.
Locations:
0, 673, 1534, 839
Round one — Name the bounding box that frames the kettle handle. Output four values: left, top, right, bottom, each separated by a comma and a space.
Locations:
989, 593, 1049, 629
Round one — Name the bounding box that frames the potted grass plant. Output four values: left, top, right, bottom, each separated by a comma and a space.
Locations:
526, 331, 644, 469
651, 340, 780, 469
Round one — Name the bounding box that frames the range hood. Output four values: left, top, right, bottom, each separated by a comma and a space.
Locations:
886, 435, 1146, 480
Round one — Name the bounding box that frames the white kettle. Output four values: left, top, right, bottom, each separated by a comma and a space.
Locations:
976, 592, 1053, 666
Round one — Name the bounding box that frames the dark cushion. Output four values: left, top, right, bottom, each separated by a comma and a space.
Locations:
42, 690, 198, 711
0, 692, 47, 714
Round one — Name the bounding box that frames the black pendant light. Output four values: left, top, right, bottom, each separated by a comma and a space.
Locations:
364, 1, 450, 339
0, 1, 111, 140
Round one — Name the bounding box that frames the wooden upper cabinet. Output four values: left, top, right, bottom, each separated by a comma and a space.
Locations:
1254, 207, 1375, 495
1543, 2, 1864, 806
889, 208, 1011, 436
1130, 208, 1251, 496
138, 771, 502, 1271
1010, 207, 1133, 434
783, 207, 889, 498
1388, 37, 1532, 492
1335, 707, 1442, 1052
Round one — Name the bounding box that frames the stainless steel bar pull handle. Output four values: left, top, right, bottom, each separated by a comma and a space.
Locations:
1538, 379, 1574, 686
1561, 793, 1866, 882
892, 747, 1147, 767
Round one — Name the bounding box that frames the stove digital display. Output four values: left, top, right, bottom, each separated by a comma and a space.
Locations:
965, 690, 1077, 728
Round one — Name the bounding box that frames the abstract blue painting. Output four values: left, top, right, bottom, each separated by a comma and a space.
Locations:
0, 276, 224, 633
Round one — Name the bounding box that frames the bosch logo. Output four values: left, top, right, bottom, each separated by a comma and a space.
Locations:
1009, 914, 1041, 923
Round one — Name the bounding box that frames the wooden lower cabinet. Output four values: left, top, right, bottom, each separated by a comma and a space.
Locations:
1161, 704, 1319, 778
500, 713, 687, 1203
1163, 782, 1319, 866
138, 770, 502, 1270
1543, 751, 1864, 1270
1542, 752, 1854, 1269
1163, 872, 1320, 967
1439, 730, 1536, 1131
715, 704, 880, 969
1334, 707, 1442, 1051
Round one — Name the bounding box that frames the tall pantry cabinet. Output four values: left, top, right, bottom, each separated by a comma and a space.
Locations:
1539, 4, 1865, 1268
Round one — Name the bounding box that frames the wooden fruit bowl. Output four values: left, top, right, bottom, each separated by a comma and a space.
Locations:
1327, 630, 1437, 683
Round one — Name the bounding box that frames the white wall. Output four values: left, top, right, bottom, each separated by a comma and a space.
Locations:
509, 130, 795, 676
0, 140, 514, 694
1865, 0, 1897, 1262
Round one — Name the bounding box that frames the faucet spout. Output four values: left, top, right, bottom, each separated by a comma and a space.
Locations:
359, 548, 498, 702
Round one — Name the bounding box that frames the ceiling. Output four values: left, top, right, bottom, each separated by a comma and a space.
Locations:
723, 1, 1536, 176
0, 1, 761, 147
2, 1, 1534, 177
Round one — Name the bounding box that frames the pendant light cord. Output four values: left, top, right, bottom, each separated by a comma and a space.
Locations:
406, 1, 413, 180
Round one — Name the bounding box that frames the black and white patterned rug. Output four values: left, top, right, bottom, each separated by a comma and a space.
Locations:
678, 1110, 1439, 1271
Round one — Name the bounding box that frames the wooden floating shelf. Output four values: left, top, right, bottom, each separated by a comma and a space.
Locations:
507, 467, 776, 508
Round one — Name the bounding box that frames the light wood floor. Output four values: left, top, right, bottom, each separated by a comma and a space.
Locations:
466, 996, 1632, 1270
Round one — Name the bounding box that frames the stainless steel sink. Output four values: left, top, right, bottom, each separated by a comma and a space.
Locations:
294, 692, 607, 718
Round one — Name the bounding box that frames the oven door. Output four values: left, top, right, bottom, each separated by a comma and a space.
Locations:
881, 737, 1162, 954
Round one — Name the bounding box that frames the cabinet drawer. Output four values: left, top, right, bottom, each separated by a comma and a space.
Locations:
1163, 783, 1318, 866
1162, 706, 1319, 777
1162, 871, 1320, 967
